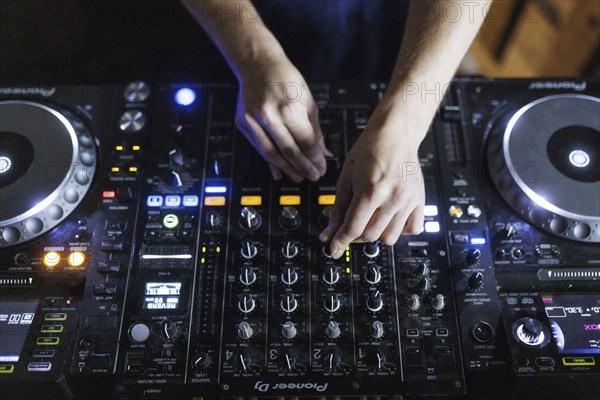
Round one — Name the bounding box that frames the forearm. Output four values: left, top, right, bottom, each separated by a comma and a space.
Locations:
181, 0, 286, 80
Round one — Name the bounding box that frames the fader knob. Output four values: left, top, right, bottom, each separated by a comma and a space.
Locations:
366, 290, 383, 312
238, 294, 256, 314
365, 265, 382, 284
407, 294, 421, 311
281, 266, 298, 285
431, 294, 446, 311
239, 266, 257, 286
280, 293, 298, 313
240, 206, 261, 230
370, 320, 384, 339
325, 321, 341, 339
279, 206, 301, 230
324, 293, 341, 312
240, 240, 258, 259
468, 272, 484, 289
281, 241, 299, 259
237, 321, 254, 340
323, 266, 340, 285
363, 242, 380, 258
281, 321, 297, 339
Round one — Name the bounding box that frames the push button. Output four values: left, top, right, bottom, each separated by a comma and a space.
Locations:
93, 283, 118, 295
45, 313, 67, 321
562, 357, 595, 366
33, 349, 55, 358
37, 337, 60, 346
28, 362, 52, 372
40, 325, 64, 334
0, 365, 15, 373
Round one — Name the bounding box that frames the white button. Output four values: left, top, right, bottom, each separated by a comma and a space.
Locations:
424, 221, 440, 233
467, 205, 482, 218
147, 196, 163, 207
28, 362, 52, 372
424, 205, 438, 216
165, 195, 181, 207
183, 195, 199, 207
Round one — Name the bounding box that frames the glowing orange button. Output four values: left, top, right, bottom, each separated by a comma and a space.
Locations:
241, 196, 262, 206
43, 252, 61, 267
318, 194, 336, 205
67, 251, 86, 267
280, 195, 301, 206
204, 196, 226, 206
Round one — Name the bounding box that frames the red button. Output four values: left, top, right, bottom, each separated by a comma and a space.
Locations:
102, 190, 117, 199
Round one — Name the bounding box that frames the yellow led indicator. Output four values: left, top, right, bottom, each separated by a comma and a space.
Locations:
129, 166, 138, 173
132, 145, 141, 151
43, 252, 61, 267
279, 195, 301, 206
241, 196, 262, 206
346, 257, 350, 262
111, 167, 120, 173
200, 258, 205, 264
202, 247, 206, 253
67, 251, 86, 267
115, 145, 124, 151
204, 196, 226, 206
449, 205, 464, 218
216, 247, 221, 253
346, 267, 351, 273
318, 194, 336, 205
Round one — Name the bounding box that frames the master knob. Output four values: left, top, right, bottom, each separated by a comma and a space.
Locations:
431, 293, 445, 311
281, 265, 298, 285
323, 266, 340, 285
281, 241, 299, 259
363, 242, 380, 258
238, 293, 256, 314
280, 293, 298, 313
365, 265, 382, 284
239, 266, 257, 286
366, 290, 383, 312
279, 206, 301, 230
370, 320, 384, 339
325, 320, 341, 339
281, 321, 297, 339
240, 206, 261, 230
191, 352, 212, 371
407, 294, 421, 311
324, 293, 341, 312
237, 321, 254, 340
240, 240, 258, 259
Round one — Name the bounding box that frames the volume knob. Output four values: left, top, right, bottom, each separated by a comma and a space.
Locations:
279, 206, 301, 230
161, 319, 178, 339
191, 352, 211, 371
240, 206, 261, 230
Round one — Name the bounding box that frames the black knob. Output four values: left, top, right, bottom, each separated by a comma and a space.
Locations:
192, 352, 211, 371
205, 210, 222, 228
281, 352, 297, 371
324, 293, 341, 312
169, 148, 185, 166
280, 293, 298, 313
466, 248, 481, 265
240, 207, 261, 230
235, 352, 251, 371
372, 351, 386, 370
366, 290, 383, 312
240, 240, 258, 259
238, 294, 256, 314
323, 266, 340, 285
471, 321, 494, 343
318, 206, 332, 228
417, 277, 430, 293
468, 272, 484, 289
279, 206, 301, 230
161, 319, 178, 339
363, 242, 380, 258
365, 265, 382, 284
281, 266, 298, 285
281, 241, 299, 259
416, 262, 429, 277
503, 224, 517, 239
514, 318, 546, 346
324, 351, 341, 369
322, 244, 333, 258
239, 266, 257, 286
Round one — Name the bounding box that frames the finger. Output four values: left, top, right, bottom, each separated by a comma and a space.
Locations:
379, 211, 411, 246
359, 206, 399, 244
269, 164, 283, 181
319, 176, 352, 243
403, 203, 425, 235
284, 113, 327, 179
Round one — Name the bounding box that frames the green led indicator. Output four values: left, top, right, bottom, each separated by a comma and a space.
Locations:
163, 214, 179, 229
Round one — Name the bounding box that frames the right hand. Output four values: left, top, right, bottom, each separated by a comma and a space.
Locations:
234, 56, 332, 183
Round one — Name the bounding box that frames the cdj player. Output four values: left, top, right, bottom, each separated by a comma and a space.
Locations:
0, 78, 599, 399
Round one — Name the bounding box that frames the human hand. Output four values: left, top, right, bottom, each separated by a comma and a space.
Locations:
234, 56, 332, 183
319, 107, 426, 259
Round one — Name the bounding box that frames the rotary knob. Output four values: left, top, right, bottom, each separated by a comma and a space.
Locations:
161, 319, 178, 340
279, 206, 301, 230
416, 262, 429, 277
431, 294, 445, 311
240, 240, 258, 259
280, 293, 298, 313
324, 293, 341, 312
323, 266, 340, 285
237, 321, 254, 340
239, 266, 257, 286
325, 320, 341, 339
365, 265, 382, 284
363, 242, 380, 258
322, 244, 334, 258
129, 322, 151, 344
370, 320, 384, 339
119, 110, 146, 132
123, 81, 150, 102
324, 351, 341, 369
466, 248, 481, 265
514, 318, 547, 346
205, 210, 222, 228
372, 351, 385, 370
468, 272, 484, 290
417, 277, 430, 293
281, 241, 299, 259
238, 293, 256, 314
235, 352, 252, 372
407, 294, 421, 311
240, 206, 261, 230
281, 352, 297, 371
281, 266, 298, 285
318, 206, 332, 228
503, 224, 517, 239
191, 352, 212, 371
281, 321, 297, 339
366, 290, 383, 312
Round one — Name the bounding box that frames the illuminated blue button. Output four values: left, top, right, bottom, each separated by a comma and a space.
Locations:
147, 196, 163, 207
470, 235, 487, 245
183, 195, 199, 207
205, 186, 227, 194
174, 88, 196, 106
424, 205, 438, 217
165, 195, 181, 207
424, 221, 440, 233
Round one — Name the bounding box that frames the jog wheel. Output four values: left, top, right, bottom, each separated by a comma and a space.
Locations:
0, 101, 97, 246
486, 94, 600, 242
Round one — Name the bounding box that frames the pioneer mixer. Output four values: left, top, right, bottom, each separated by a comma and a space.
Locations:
0, 78, 598, 399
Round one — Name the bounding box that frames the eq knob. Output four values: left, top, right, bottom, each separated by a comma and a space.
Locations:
281, 321, 297, 339
237, 321, 254, 340
363, 242, 380, 258
324, 293, 341, 312
281, 241, 299, 259
191, 352, 212, 371
370, 320, 384, 339
281, 266, 298, 285
325, 320, 341, 339
240, 240, 258, 259
366, 290, 384, 312
324, 351, 341, 369
416, 262, 429, 277
205, 210, 222, 228
161, 319, 179, 340
279, 206, 301, 230
238, 294, 256, 314
240, 206, 261, 230
323, 266, 340, 285
431, 294, 446, 311
239, 266, 257, 286
365, 265, 382, 284
417, 277, 430, 293
407, 294, 421, 311
280, 293, 298, 313
468, 272, 484, 289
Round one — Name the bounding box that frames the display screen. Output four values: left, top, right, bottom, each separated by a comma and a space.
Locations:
543, 294, 600, 354
0, 300, 38, 362
143, 282, 181, 310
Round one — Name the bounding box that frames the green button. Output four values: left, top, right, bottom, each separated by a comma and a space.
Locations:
45, 313, 67, 321
41, 325, 64, 334
162, 214, 179, 229
37, 337, 60, 346
0, 365, 14, 373
562, 357, 595, 366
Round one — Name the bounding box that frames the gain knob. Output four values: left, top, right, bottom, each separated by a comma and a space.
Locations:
370, 320, 384, 339
281, 241, 299, 259
323, 266, 340, 285
238, 293, 256, 314
366, 290, 383, 312
324, 351, 341, 370
191, 352, 212, 371
281, 321, 297, 339
468, 272, 484, 289
280, 293, 298, 313
325, 320, 341, 339
240, 206, 261, 230
324, 293, 341, 313
279, 206, 301, 230
431, 294, 445, 311
281, 266, 298, 285
363, 242, 380, 258
365, 265, 382, 284
237, 321, 254, 340
240, 240, 258, 259
129, 322, 151, 344
161, 319, 179, 340
407, 294, 421, 311
239, 266, 257, 286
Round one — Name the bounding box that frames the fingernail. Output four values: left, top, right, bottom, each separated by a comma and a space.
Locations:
319, 231, 330, 242
332, 247, 344, 259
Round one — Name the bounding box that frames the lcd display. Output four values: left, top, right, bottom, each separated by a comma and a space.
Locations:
0, 300, 39, 362
143, 282, 181, 311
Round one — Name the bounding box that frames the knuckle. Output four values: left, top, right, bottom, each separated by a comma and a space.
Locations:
344, 225, 363, 240
282, 146, 298, 160
390, 187, 403, 205
361, 232, 377, 243
258, 105, 276, 125
380, 234, 397, 246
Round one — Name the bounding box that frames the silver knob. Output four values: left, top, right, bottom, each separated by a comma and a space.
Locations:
238, 294, 256, 314
431, 293, 445, 311
123, 81, 150, 102
325, 320, 341, 339
237, 321, 254, 339
281, 321, 297, 339
280, 293, 298, 313
370, 320, 384, 339
323, 266, 340, 285
280, 206, 301, 230
129, 322, 151, 344
365, 265, 382, 284
324, 293, 341, 312
281, 266, 298, 285
240, 206, 261, 230
119, 110, 146, 132
407, 294, 421, 311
